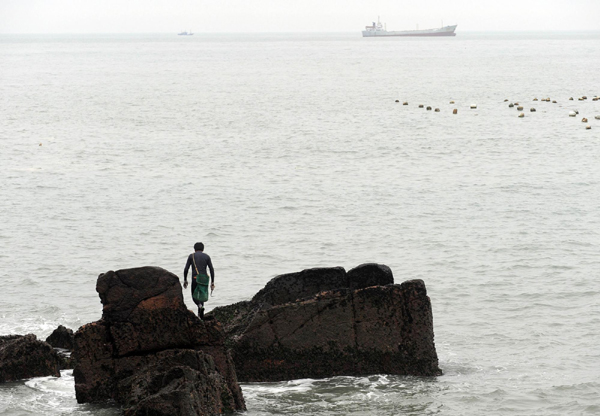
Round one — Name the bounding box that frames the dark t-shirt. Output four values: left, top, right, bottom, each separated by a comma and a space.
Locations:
184, 251, 214, 282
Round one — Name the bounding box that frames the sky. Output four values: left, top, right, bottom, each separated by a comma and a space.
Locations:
1, 0, 599, 33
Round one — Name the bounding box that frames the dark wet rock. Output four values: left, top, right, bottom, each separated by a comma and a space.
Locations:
73, 266, 245, 414
45, 325, 76, 370
252, 267, 347, 307
0, 334, 61, 382
118, 349, 239, 416
251, 264, 393, 308
46, 325, 74, 350
210, 264, 440, 382
347, 263, 393, 289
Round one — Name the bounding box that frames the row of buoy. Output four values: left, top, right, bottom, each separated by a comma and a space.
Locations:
570, 96, 600, 101
508, 96, 600, 103
506, 98, 558, 104
395, 99, 597, 127
394, 100, 471, 114
506, 98, 597, 129
514, 106, 594, 129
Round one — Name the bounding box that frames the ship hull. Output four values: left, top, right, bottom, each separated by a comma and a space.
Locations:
362, 25, 457, 37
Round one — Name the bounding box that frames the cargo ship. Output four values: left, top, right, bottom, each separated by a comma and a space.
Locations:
362, 18, 457, 37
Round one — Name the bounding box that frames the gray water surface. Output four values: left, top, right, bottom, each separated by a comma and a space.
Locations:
1, 32, 599, 415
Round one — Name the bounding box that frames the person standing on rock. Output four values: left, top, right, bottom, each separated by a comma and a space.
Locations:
183, 242, 215, 318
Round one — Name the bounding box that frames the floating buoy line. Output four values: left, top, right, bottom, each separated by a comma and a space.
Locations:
394, 95, 598, 130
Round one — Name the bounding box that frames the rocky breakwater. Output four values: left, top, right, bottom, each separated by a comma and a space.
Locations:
210, 263, 441, 382
73, 266, 245, 415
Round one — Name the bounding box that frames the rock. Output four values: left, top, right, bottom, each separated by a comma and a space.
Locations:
569, 97, 574, 100
595, 115, 600, 120
453, 109, 458, 114
435, 108, 440, 112
232, 281, 441, 382
210, 265, 440, 382
251, 264, 392, 308
118, 350, 239, 416
347, 263, 394, 289
426, 106, 432, 111
503, 99, 508, 102
0, 334, 61, 382
508, 103, 514, 108
470, 104, 477, 109
73, 266, 245, 413
252, 267, 346, 307
517, 106, 524, 111
533, 98, 538, 101
46, 325, 74, 350
582, 118, 588, 123
403, 102, 408, 105
586, 125, 591, 130
569, 111, 577, 117
518, 113, 525, 118
45, 325, 75, 369
553, 100, 557, 103
395, 99, 399, 103
418, 104, 424, 108
450, 100, 455, 104
530, 108, 536, 112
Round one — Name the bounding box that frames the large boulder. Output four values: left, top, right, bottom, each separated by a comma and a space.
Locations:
212, 263, 395, 342
0, 334, 62, 382
251, 264, 393, 307
213, 264, 394, 343
210, 264, 441, 382
73, 266, 245, 415
46, 325, 74, 350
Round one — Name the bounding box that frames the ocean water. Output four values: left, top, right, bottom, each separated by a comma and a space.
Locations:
1, 32, 600, 415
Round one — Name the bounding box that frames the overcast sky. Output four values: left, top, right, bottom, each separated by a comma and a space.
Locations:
1, 0, 599, 33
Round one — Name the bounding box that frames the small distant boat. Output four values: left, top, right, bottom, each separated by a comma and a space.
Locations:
362, 17, 457, 37
178, 30, 194, 36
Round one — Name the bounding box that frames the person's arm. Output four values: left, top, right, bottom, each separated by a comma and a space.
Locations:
207, 256, 215, 287
183, 255, 192, 288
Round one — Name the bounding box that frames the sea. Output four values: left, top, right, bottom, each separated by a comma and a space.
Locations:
1, 31, 599, 415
